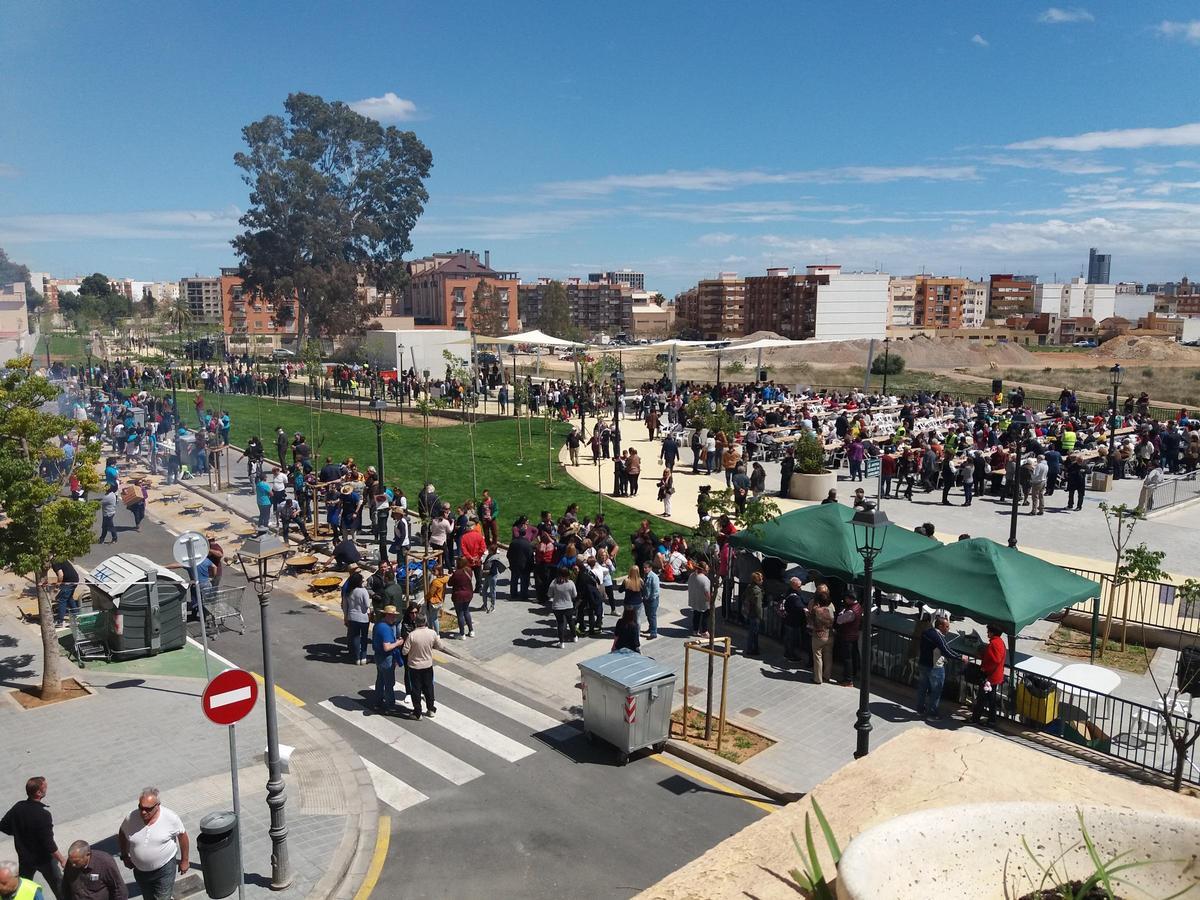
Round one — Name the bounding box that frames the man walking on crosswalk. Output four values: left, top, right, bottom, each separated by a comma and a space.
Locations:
372, 605, 405, 714
402, 614, 445, 720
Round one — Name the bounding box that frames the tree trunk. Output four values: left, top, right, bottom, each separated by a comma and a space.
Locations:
36, 574, 64, 701
1099, 572, 1120, 659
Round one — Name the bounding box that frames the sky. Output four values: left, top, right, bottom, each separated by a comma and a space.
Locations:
1, 1, 1199, 297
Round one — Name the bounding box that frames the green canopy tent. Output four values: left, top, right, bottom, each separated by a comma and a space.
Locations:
872, 537, 1103, 682
870, 537, 1101, 634
727, 502, 940, 583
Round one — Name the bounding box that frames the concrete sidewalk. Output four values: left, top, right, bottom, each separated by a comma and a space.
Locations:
0, 586, 376, 900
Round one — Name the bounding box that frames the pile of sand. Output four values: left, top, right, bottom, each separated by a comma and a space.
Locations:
744, 334, 1036, 370
1089, 335, 1199, 362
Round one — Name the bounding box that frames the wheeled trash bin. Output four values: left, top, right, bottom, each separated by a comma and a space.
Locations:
88, 553, 188, 657
578, 650, 676, 765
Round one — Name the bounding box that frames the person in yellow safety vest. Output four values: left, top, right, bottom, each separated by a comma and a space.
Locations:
1060, 425, 1077, 453
0, 862, 44, 900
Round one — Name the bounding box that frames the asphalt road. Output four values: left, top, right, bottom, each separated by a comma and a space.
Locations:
77, 509, 769, 898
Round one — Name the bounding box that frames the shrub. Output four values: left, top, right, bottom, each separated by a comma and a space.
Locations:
871, 353, 905, 375
725, 360, 745, 375
794, 432, 827, 475
1142, 368, 1154, 378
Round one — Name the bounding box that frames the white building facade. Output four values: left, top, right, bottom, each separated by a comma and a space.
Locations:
813, 267, 889, 341
1035, 277, 1116, 323
962, 279, 989, 328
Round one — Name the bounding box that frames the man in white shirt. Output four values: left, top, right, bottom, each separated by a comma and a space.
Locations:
117, 789, 188, 900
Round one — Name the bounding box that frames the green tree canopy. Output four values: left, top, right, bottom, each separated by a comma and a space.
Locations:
0, 359, 100, 698
0, 246, 43, 312
537, 281, 571, 339
470, 280, 506, 336
232, 92, 433, 339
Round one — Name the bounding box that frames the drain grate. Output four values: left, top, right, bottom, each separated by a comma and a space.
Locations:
739, 707, 762, 718
678, 685, 704, 697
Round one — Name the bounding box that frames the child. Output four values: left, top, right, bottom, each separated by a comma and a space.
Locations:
481, 541, 506, 613
425, 562, 449, 636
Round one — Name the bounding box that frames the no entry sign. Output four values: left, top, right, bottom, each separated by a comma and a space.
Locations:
202, 669, 259, 726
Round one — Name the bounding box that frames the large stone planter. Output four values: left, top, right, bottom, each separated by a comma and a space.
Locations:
788, 470, 836, 501
837, 802, 1200, 900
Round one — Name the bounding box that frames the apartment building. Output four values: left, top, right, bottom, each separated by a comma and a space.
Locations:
744, 268, 817, 339
218, 268, 298, 351
673, 272, 745, 339
961, 279, 989, 328
1087, 248, 1111, 285
179, 275, 224, 325
887, 277, 916, 327
517, 278, 633, 336
587, 270, 645, 291
1035, 277, 1116, 325
987, 274, 1038, 319
405, 250, 518, 332
913, 276, 964, 328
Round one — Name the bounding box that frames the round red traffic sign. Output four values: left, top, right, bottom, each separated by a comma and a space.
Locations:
202, 668, 259, 726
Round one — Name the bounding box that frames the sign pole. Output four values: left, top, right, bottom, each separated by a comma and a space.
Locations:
176, 531, 213, 680
229, 724, 245, 900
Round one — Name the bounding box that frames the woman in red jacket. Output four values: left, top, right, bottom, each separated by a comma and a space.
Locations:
971, 624, 1007, 725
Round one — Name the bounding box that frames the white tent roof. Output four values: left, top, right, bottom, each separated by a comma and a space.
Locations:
474, 329, 586, 349
699, 337, 849, 352
614, 339, 718, 353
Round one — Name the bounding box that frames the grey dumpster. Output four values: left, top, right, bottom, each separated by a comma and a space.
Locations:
578, 650, 676, 765
196, 810, 240, 899
88, 553, 188, 657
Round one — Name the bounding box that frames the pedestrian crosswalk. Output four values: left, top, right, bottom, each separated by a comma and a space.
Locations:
317, 668, 581, 815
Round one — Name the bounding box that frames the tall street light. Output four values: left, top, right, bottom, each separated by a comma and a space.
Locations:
1108, 364, 1123, 470
880, 337, 891, 396
851, 501, 889, 759
1007, 455, 1021, 549
370, 397, 388, 563
85, 338, 93, 388
236, 535, 294, 890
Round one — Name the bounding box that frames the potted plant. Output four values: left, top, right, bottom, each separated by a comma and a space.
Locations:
789, 432, 836, 501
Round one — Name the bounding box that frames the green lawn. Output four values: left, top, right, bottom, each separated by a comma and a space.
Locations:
194, 393, 681, 541
36, 332, 87, 359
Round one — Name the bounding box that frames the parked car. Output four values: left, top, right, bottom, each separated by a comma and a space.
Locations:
1072, 340, 1096, 348
271, 347, 297, 359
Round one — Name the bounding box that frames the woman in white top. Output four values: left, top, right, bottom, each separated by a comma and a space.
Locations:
341, 572, 372, 665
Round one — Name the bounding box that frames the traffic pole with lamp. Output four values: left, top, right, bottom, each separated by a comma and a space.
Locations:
851, 501, 890, 758
881, 337, 891, 396
84, 339, 93, 388
1007, 456, 1021, 548
1108, 364, 1123, 470
370, 397, 389, 564
235, 535, 293, 890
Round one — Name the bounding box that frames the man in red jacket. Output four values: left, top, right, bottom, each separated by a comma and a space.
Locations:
971, 624, 1007, 725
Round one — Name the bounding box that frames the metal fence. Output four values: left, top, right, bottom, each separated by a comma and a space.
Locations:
1061, 566, 1200, 636
1146, 470, 1200, 514
872, 624, 1200, 787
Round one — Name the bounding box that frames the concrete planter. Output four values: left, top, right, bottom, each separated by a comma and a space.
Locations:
788, 470, 836, 501
837, 802, 1200, 900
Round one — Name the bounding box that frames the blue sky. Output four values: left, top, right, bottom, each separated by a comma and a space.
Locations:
1, 1, 1199, 296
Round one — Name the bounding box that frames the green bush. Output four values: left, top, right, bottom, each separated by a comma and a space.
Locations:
684, 397, 738, 438
871, 353, 905, 375
1142, 368, 1154, 378
794, 432, 827, 475
725, 360, 745, 375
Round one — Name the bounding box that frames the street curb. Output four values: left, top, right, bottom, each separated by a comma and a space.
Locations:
436, 641, 803, 805
281, 702, 379, 900
662, 738, 802, 804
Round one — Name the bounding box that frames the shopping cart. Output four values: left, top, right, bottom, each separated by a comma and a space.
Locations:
203, 586, 247, 638
69, 610, 110, 667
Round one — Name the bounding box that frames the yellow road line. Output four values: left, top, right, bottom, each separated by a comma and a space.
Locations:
249, 671, 306, 708
353, 814, 391, 900
652, 754, 779, 815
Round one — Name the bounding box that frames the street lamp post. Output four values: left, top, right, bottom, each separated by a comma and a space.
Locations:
1108, 364, 1123, 470
370, 397, 388, 565
851, 501, 890, 759
236, 535, 294, 891
881, 337, 891, 396
85, 340, 93, 388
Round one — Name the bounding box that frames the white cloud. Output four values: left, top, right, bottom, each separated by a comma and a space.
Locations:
1155, 20, 1200, 44
1008, 122, 1200, 151
0, 207, 241, 242
971, 34, 989, 47
347, 92, 419, 123
1038, 7, 1094, 24
542, 165, 977, 197
981, 154, 1122, 175
1144, 181, 1200, 196
697, 232, 739, 245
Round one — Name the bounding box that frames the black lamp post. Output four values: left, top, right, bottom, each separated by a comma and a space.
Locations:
851, 501, 890, 759
85, 339, 93, 388
1007, 454, 1021, 548
235, 535, 294, 890
168, 360, 178, 429
370, 397, 389, 563
1108, 364, 1123, 470
881, 337, 891, 396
